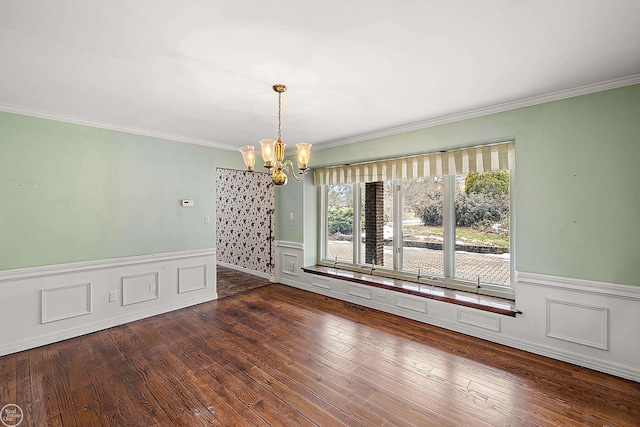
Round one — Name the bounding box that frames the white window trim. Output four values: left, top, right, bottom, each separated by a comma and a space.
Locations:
320, 171, 515, 300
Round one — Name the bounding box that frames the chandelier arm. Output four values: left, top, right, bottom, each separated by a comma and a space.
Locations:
281, 159, 309, 182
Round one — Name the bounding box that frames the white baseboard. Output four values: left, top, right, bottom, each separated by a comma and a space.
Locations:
0, 249, 217, 357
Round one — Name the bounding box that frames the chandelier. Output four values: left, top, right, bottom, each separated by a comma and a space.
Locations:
239, 84, 311, 185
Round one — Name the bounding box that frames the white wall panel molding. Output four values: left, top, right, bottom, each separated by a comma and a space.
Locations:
1, 292, 214, 358
249, 244, 640, 381
41, 283, 92, 323
275, 241, 304, 250
281, 253, 299, 277
0, 249, 216, 357
178, 264, 208, 293
546, 299, 608, 350
457, 309, 501, 332
122, 273, 159, 305
395, 294, 428, 314
0, 248, 216, 283
310, 275, 331, 290
517, 271, 640, 300
347, 283, 373, 300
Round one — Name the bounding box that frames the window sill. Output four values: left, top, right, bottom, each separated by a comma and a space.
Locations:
302, 265, 518, 317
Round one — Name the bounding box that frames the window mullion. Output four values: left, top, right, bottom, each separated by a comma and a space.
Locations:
320, 185, 328, 260
443, 175, 456, 279
353, 183, 361, 266
393, 181, 402, 271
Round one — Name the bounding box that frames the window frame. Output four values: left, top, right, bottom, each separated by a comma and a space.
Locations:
319, 172, 515, 299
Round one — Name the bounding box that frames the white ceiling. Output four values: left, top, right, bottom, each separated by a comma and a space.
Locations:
1, 0, 639, 152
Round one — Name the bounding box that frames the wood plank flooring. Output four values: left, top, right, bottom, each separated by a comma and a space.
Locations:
1, 266, 639, 426
215, 265, 273, 299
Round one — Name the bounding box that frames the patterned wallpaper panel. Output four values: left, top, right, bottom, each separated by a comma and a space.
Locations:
216, 168, 275, 275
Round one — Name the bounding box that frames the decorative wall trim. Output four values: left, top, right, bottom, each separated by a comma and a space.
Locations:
310, 275, 331, 290
319, 74, 640, 150
0, 248, 216, 282
281, 253, 299, 277
2, 76, 638, 154
516, 271, 640, 300
546, 299, 608, 350
2, 292, 215, 357
273, 248, 639, 382
0, 103, 231, 150
347, 283, 373, 300
0, 249, 216, 357
395, 294, 427, 314
275, 241, 304, 250
457, 309, 501, 332
178, 264, 208, 293
284, 272, 640, 382
122, 272, 159, 306
41, 283, 92, 323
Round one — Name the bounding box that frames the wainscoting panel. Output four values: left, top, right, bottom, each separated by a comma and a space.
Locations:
457, 308, 501, 332
274, 241, 640, 382
546, 299, 608, 350
395, 294, 428, 314
0, 249, 216, 357
178, 264, 208, 294
282, 253, 299, 277
41, 283, 92, 323
122, 273, 159, 305
310, 275, 331, 290
347, 283, 373, 300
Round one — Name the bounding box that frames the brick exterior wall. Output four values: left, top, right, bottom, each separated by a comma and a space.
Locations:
365, 182, 384, 265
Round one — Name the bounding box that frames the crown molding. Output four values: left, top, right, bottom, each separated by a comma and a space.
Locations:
2, 74, 639, 152
318, 74, 640, 150
0, 103, 237, 150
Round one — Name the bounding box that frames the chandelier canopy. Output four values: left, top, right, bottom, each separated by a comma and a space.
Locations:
239, 84, 311, 186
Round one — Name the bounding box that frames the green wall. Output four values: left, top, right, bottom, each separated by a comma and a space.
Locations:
278, 84, 640, 286
0, 112, 242, 270
4, 84, 639, 287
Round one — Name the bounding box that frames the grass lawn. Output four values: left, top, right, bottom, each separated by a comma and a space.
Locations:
403, 224, 509, 248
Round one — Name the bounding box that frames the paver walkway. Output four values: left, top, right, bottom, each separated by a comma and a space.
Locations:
328, 240, 510, 285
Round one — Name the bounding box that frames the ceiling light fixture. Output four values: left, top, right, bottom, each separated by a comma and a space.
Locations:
239, 84, 311, 185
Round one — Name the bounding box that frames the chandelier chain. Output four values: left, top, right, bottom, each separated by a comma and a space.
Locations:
277, 91, 282, 141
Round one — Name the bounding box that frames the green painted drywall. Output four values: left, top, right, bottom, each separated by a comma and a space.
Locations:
273, 169, 317, 266
0, 112, 242, 270
273, 163, 306, 243
281, 84, 640, 286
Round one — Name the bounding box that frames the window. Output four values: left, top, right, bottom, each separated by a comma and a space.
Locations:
326, 184, 354, 263
318, 142, 514, 298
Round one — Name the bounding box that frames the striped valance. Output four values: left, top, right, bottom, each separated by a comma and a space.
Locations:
313, 141, 515, 186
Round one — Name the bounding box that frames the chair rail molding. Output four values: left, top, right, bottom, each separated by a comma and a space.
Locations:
516, 271, 640, 300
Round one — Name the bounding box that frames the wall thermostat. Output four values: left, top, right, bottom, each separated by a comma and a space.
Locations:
180, 199, 194, 207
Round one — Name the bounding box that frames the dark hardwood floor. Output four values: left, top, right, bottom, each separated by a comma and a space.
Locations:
215, 265, 273, 299
1, 266, 639, 426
